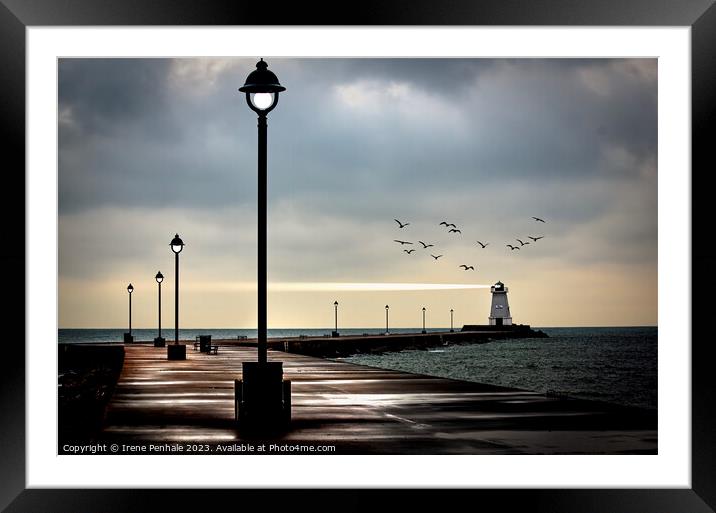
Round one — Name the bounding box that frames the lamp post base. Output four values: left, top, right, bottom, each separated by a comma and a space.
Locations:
167, 344, 186, 360
331, 331, 340, 338
123, 333, 134, 344
235, 361, 291, 435
154, 337, 166, 347
421, 330, 427, 334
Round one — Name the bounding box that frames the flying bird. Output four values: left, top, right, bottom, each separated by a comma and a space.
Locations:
528, 235, 545, 241
532, 217, 546, 223
516, 239, 530, 246
506, 245, 520, 251
393, 240, 413, 245
448, 229, 462, 234
430, 254, 443, 260
403, 249, 416, 254
440, 222, 457, 228
476, 241, 489, 248
418, 241, 434, 249
394, 219, 410, 228
459, 265, 475, 270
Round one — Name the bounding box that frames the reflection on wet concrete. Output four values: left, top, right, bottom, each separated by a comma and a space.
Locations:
101, 344, 657, 453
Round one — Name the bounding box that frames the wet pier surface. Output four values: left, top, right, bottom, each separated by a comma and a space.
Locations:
101, 343, 657, 454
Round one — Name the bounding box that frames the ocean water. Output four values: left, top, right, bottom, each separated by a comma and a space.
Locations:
57, 326, 657, 410
343, 327, 657, 410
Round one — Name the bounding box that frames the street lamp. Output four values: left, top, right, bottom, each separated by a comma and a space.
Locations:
124, 283, 134, 343
385, 305, 390, 335
332, 301, 339, 337
422, 307, 427, 334
239, 58, 285, 364
236, 59, 290, 432
154, 271, 165, 347
450, 308, 455, 332
167, 234, 186, 360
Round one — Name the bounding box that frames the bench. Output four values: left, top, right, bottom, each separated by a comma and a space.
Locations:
209, 345, 219, 355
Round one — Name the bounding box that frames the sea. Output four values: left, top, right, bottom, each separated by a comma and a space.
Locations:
58, 326, 657, 410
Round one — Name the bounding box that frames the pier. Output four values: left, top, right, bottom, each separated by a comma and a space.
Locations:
239, 325, 547, 358
98, 342, 656, 454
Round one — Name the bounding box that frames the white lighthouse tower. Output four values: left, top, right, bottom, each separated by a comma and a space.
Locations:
488, 281, 512, 326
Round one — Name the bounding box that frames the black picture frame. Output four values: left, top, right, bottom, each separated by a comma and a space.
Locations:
2, 1, 713, 511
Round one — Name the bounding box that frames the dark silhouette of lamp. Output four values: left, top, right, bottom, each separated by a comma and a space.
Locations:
332, 301, 339, 337
235, 59, 290, 433
422, 307, 427, 334
154, 271, 165, 347
385, 305, 390, 335
124, 284, 134, 343
167, 234, 186, 360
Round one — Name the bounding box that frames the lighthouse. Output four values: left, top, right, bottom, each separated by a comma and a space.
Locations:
488, 281, 512, 326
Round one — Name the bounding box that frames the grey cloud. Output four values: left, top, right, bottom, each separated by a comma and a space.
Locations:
58, 58, 657, 286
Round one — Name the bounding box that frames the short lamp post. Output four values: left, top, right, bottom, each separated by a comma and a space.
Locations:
235, 58, 291, 433
450, 308, 455, 332
167, 234, 186, 360
422, 307, 427, 334
154, 271, 165, 347
123, 284, 134, 343
385, 305, 390, 335
332, 301, 339, 337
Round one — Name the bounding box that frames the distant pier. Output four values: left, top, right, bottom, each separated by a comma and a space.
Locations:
237, 325, 548, 358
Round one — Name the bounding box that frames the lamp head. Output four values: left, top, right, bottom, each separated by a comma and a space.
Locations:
127, 283, 134, 293
385, 305, 389, 310
334, 301, 338, 306
170, 233, 185, 254
239, 59, 285, 115
155, 271, 164, 283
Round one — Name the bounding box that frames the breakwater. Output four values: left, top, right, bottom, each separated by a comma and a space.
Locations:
238, 324, 547, 358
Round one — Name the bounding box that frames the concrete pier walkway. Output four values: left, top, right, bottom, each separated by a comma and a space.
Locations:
101, 343, 656, 454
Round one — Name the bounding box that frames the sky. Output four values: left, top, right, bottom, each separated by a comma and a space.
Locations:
58, 58, 657, 329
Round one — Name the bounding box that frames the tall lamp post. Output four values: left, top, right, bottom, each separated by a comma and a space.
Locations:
236, 58, 290, 432
332, 301, 339, 337
167, 234, 186, 360
124, 284, 134, 343
385, 305, 390, 335
450, 308, 455, 332
154, 271, 165, 347
422, 307, 427, 334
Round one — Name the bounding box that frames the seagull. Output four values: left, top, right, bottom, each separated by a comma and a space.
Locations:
532, 217, 546, 223
418, 241, 434, 249
430, 254, 443, 260
403, 249, 416, 254
393, 240, 413, 245
448, 228, 462, 234
506, 244, 520, 251
459, 265, 475, 271
439, 221, 456, 228
528, 236, 545, 241
394, 219, 410, 228
476, 240, 489, 248
516, 239, 530, 246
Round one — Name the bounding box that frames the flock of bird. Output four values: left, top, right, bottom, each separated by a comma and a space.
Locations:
392, 216, 547, 273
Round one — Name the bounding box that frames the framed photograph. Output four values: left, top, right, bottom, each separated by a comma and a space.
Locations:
4, 1, 714, 511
